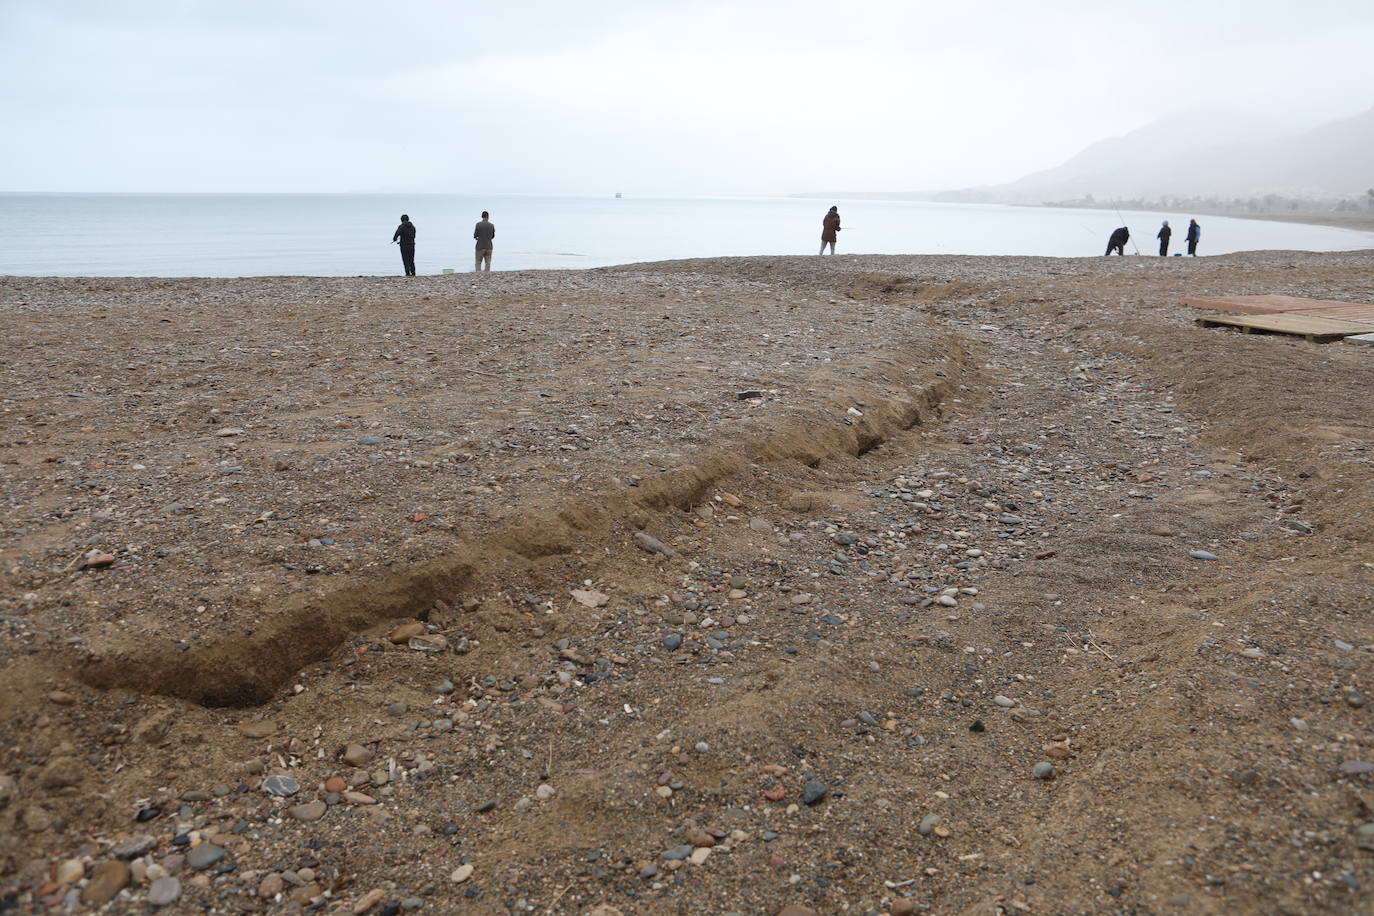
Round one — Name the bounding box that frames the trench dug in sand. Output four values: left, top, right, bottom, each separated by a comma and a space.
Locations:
74, 352, 973, 707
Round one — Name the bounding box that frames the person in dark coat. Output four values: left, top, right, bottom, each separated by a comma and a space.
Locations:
1156, 220, 1171, 257
1185, 219, 1201, 256
1105, 226, 1129, 256
392, 214, 416, 276
820, 206, 841, 255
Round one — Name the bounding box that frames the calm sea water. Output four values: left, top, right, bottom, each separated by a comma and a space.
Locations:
1, 193, 1372, 277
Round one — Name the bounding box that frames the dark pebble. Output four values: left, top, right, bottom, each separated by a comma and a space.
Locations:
185, 843, 226, 871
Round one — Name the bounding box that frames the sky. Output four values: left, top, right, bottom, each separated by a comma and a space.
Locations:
2, 0, 1373, 195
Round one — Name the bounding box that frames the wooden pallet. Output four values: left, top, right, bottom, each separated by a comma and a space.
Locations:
1195, 312, 1373, 343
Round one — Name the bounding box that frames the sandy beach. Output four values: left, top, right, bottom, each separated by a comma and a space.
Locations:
2, 249, 1372, 914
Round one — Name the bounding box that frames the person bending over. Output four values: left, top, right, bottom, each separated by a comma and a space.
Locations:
1105, 226, 1129, 256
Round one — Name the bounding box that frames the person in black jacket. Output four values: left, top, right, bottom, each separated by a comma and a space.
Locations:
1105, 226, 1129, 256
1156, 220, 1171, 257
1185, 219, 1201, 256
392, 214, 416, 276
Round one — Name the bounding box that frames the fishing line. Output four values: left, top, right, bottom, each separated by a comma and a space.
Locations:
1112, 201, 1141, 255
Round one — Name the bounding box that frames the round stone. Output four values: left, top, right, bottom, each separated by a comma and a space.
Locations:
185, 843, 226, 871
288, 801, 328, 822
147, 876, 182, 907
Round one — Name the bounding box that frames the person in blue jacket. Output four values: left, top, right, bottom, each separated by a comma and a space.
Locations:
1185, 219, 1201, 256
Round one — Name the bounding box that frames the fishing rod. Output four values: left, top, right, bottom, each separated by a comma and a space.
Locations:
1111, 200, 1141, 255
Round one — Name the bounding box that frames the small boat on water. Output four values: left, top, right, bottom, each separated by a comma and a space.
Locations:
614, 192, 622, 199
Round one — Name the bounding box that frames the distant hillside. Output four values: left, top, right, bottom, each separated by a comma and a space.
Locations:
933, 105, 1374, 205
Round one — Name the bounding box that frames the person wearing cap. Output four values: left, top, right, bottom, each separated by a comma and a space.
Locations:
392, 214, 416, 276
1156, 220, 1171, 257
820, 206, 841, 255
474, 211, 495, 271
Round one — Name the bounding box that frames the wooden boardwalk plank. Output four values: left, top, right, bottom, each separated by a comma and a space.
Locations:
1284, 304, 1374, 325
1184, 294, 1374, 329
1195, 312, 1371, 343
1183, 294, 1373, 315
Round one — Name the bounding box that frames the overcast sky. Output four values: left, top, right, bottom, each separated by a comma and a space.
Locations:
2, 0, 1372, 195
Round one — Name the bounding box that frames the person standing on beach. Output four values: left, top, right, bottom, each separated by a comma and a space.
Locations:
1156, 220, 1171, 257
820, 206, 841, 255
474, 211, 495, 271
1105, 226, 1129, 256
392, 214, 416, 276
1185, 219, 1201, 256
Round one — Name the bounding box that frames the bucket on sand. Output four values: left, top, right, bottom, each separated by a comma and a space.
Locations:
441, 268, 455, 274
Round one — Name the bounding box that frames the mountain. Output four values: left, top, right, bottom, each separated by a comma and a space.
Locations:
936, 105, 1374, 204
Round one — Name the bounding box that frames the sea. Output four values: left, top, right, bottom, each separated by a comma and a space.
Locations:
2, 192, 1373, 277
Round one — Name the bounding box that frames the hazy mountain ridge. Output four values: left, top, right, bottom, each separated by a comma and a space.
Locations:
938, 104, 1374, 204
799, 106, 1374, 206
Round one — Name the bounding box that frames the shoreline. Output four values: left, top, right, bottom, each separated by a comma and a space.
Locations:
1028, 201, 1374, 234
797, 193, 1374, 234
7, 237, 1374, 282
1201, 208, 1374, 233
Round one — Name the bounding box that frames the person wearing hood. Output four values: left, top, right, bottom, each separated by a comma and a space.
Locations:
1185, 219, 1201, 256
1105, 226, 1129, 256
392, 214, 416, 276
1156, 220, 1172, 257
820, 206, 841, 255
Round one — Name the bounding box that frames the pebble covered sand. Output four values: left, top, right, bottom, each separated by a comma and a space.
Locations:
1, 248, 1372, 914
